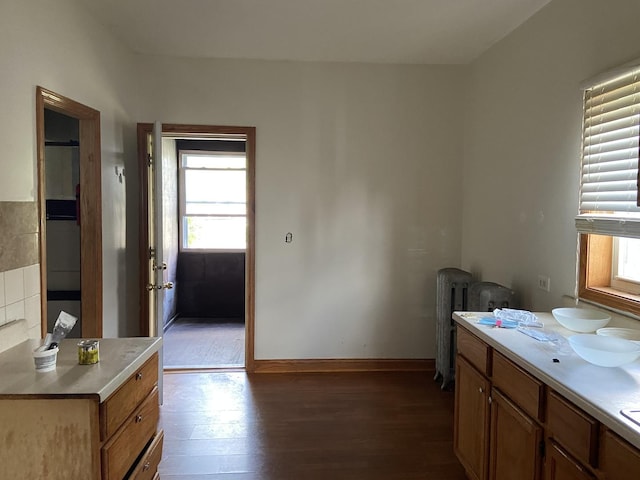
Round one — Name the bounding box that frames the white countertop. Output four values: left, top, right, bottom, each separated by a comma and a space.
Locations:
453, 311, 640, 450
0, 337, 162, 402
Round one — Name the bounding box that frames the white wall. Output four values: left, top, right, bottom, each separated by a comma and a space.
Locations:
135, 57, 466, 359
0, 0, 139, 349
462, 0, 640, 312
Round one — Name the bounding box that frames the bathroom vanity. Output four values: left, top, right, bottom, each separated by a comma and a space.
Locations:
0, 337, 162, 479
453, 311, 640, 480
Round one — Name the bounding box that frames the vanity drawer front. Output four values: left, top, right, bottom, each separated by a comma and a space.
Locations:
129, 429, 164, 480
600, 429, 640, 480
102, 388, 159, 480
101, 353, 158, 440
546, 389, 598, 468
492, 351, 543, 421
457, 327, 491, 376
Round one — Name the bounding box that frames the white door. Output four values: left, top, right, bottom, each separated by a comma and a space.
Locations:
151, 120, 165, 401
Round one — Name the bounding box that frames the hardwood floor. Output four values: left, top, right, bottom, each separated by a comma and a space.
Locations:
159, 371, 466, 479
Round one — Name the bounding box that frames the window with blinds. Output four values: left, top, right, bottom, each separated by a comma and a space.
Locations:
577, 64, 640, 313
576, 67, 640, 238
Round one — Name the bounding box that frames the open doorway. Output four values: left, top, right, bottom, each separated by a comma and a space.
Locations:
36, 87, 103, 339
137, 124, 255, 372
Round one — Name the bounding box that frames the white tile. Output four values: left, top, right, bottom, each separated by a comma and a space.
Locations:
0, 307, 5, 327
0, 319, 28, 354
0, 272, 5, 307
4, 268, 25, 305
25, 294, 41, 330
24, 264, 40, 298
6, 300, 25, 323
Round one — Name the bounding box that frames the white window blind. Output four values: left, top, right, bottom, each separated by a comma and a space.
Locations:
576, 66, 640, 238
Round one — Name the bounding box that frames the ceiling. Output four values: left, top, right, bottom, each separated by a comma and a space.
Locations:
76, 0, 551, 65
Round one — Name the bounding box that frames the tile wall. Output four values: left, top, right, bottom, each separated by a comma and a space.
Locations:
0, 201, 41, 352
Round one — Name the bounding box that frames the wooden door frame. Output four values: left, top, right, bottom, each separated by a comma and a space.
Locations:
137, 123, 256, 372
36, 86, 103, 338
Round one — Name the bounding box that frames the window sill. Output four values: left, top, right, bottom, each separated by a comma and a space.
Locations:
579, 286, 640, 318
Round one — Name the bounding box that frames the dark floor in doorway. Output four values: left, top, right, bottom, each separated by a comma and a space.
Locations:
163, 317, 245, 369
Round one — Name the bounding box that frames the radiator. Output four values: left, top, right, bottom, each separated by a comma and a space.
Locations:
468, 281, 516, 312
434, 268, 472, 390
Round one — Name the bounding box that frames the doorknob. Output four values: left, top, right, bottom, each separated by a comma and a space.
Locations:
163, 282, 173, 290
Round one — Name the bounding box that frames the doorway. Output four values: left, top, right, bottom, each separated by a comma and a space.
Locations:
36, 87, 103, 338
137, 124, 255, 372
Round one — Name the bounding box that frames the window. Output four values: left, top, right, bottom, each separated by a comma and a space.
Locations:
576, 64, 640, 315
179, 150, 247, 251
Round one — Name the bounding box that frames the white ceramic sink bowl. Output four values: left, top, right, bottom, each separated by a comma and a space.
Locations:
568, 334, 640, 367
552, 307, 611, 333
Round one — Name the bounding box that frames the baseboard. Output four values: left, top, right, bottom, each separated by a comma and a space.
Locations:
251, 358, 435, 374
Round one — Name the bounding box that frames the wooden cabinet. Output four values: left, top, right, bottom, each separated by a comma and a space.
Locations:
454, 318, 640, 480
600, 429, 640, 480
453, 324, 640, 480
489, 388, 543, 480
455, 328, 543, 480
0, 351, 163, 479
454, 355, 491, 480
453, 327, 552, 480
101, 353, 163, 479
546, 440, 596, 480
546, 389, 599, 469
492, 351, 543, 422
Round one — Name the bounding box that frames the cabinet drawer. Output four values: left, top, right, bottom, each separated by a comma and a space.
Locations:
102, 387, 160, 480
600, 429, 640, 480
129, 429, 164, 480
457, 327, 491, 376
101, 353, 158, 440
546, 390, 598, 468
492, 351, 544, 421
545, 440, 596, 480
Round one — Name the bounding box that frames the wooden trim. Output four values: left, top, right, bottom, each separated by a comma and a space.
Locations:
36, 89, 47, 339
36, 87, 102, 338
137, 123, 256, 372
245, 127, 256, 373
581, 234, 612, 288
163, 366, 246, 374
251, 358, 435, 374
579, 233, 640, 317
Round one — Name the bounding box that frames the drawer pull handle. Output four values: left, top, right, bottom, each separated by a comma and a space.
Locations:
479, 387, 484, 394
136, 372, 143, 380
143, 461, 151, 471
136, 414, 143, 423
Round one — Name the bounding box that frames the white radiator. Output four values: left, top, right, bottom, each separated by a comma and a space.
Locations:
435, 268, 472, 390
435, 272, 517, 390
468, 281, 515, 312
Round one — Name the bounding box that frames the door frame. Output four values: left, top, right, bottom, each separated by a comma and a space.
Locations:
36, 86, 103, 338
137, 123, 256, 372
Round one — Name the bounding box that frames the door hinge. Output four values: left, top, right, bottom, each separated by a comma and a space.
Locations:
147, 153, 152, 166
149, 247, 156, 259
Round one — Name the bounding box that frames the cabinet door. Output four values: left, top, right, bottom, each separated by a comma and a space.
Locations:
600, 430, 640, 480
488, 388, 542, 480
454, 355, 491, 480
545, 440, 596, 480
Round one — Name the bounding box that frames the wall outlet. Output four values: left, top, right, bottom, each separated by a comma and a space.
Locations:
537, 275, 551, 292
